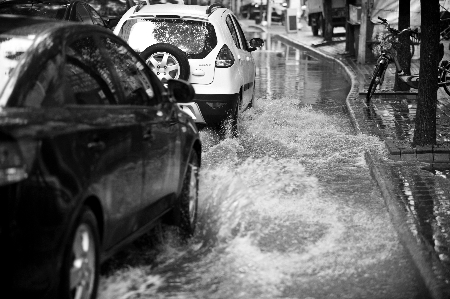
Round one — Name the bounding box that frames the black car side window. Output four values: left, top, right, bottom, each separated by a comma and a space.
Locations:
66, 35, 119, 104
64, 56, 114, 105
87, 5, 105, 27
76, 3, 93, 24
102, 36, 157, 106
226, 15, 241, 49
23, 54, 67, 107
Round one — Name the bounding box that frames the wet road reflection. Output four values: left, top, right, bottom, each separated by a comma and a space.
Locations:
356, 93, 450, 283
98, 33, 431, 299
253, 35, 350, 112
347, 54, 450, 288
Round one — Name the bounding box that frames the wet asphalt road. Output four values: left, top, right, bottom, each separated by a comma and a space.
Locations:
98, 33, 432, 299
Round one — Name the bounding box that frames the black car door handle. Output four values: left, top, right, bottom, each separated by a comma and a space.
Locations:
87, 141, 106, 151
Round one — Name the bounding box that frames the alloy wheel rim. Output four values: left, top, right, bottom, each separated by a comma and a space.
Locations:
146, 52, 180, 83
70, 224, 96, 299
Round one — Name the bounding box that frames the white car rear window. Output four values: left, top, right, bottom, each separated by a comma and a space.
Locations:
119, 18, 217, 59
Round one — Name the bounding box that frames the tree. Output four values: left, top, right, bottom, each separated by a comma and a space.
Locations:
345, 0, 357, 56
413, 0, 440, 146
395, 0, 411, 91
323, 0, 333, 42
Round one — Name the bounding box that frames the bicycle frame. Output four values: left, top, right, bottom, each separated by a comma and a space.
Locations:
367, 16, 450, 102
375, 49, 402, 86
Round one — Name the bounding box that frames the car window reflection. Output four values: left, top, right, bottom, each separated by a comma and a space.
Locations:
103, 37, 156, 106
64, 56, 113, 105
0, 35, 34, 98
67, 35, 119, 104
23, 54, 66, 107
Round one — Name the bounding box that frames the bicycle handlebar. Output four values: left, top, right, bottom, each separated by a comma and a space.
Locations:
378, 16, 387, 23
377, 16, 419, 37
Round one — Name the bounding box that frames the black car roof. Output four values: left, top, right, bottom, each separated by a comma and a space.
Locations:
0, 13, 112, 36
0, 13, 68, 35
0, 0, 73, 5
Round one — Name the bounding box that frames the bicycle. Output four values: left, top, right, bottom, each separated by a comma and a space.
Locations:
366, 16, 450, 103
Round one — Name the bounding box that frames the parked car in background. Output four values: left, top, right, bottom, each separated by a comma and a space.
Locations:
114, 3, 264, 134
0, 14, 201, 299
0, 0, 109, 28
85, 0, 139, 29
240, 1, 286, 23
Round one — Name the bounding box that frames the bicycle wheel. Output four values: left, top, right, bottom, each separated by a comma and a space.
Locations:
440, 62, 450, 96
367, 62, 386, 103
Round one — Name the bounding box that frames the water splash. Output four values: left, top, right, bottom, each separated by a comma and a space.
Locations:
99, 91, 419, 298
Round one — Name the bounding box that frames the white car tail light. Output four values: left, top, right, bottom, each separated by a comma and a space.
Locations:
215, 44, 234, 68
0, 140, 28, 185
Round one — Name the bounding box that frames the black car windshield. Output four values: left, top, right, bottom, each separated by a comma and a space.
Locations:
0, 3, 68, 19
0, 34, 34, 104
118, 18, 217, 59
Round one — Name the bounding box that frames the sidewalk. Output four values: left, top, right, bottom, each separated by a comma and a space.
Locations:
242, 19, 450, 299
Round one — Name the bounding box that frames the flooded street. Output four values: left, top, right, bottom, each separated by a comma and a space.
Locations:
99, 35, 431, 299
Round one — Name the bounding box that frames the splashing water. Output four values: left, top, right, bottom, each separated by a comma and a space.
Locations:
99, 92, 425, 298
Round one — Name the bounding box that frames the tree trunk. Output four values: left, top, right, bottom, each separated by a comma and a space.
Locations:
413, 0, 440, 146
395, 0, 411, 91
345, 0, 356, 55
323, 0, 333, 41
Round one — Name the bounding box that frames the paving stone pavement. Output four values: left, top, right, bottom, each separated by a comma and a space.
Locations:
240, 18, 450, 299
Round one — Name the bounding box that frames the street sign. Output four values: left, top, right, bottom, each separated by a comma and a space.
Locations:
285, 8, 298, 33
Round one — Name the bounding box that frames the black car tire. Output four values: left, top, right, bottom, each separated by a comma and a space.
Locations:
247, 79, 256, 109
140, 43, 190, 83
59, 207, 100, 299
171, 150, 199, 239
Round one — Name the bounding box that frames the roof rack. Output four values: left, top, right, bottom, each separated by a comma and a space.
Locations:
206, 3, 224, 15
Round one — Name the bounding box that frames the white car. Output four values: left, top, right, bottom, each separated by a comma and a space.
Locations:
114, 2, 264, 133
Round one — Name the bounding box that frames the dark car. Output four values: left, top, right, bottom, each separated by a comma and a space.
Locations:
240, 2, 286, 23
0, 14, 201, 299
0, 0, 109, 27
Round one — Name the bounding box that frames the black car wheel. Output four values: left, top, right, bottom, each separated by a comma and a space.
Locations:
59, 207, 100, 299
247, 79, 256, 109
171, 150, 199, 239
140, 43, 190, 83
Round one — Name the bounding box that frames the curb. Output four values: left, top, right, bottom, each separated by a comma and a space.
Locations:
275, 33, 449, 299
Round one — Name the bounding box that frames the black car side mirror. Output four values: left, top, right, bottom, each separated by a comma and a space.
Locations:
103, 16, 120, 29
248, 38, 264, 52
167, 79, 195, 103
